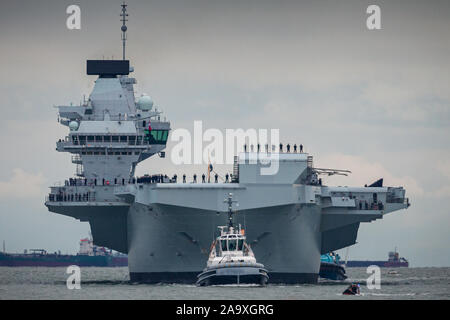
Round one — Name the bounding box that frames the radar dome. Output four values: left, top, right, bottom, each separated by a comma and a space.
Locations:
137, 94, 153, 111
69, 121, 79, 131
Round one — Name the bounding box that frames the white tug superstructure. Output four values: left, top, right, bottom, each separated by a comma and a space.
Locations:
196, 194, 269, 286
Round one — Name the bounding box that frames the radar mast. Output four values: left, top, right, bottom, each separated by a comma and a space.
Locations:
120, 2, 128, 60
224, 193, 238, 228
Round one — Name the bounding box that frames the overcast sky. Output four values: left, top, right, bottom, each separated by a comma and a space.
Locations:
0, 0, 449, 266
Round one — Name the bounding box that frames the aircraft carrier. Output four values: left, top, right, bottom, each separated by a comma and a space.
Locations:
45, 3, 410, 284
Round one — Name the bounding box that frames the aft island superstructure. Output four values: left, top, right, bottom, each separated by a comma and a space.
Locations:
45, 3, 409, 284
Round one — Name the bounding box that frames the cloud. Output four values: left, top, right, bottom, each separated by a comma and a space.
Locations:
433, 185, 450, 198
436, 161, 450, 180
0, 168, 46, 199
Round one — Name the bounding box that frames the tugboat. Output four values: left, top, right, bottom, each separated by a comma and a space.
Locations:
319, 252, 347, 280
196, 193, 269, 286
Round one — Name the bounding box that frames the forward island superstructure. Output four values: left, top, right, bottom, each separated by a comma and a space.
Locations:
45, 3, 410, 284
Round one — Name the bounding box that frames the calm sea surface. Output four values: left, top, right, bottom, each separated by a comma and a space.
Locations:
0, 267, 449, 300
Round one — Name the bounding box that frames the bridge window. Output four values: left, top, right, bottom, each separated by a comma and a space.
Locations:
120, 136, 127, 143
161, 130, 168, 142
95, 136, 102, 142
79, 136, 86, 145
148, 130, 169, 144
87, 136, 94, 142
237, 239, 244, 251
228, 239, 237, 251
221, 240, 227, 252
112, 136, 119, 142
104, 136, 111, 142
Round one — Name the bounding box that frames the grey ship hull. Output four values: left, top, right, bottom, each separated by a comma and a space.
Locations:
47, 171, 409, 284
127, 202, 321, 284
47, 200, 320, 284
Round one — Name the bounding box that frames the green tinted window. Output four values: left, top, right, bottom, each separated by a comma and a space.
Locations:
162, 130, 168, 142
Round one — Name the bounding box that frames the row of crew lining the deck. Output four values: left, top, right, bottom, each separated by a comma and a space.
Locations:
48, 192, 93, 202
357, 200, 385, 211
243, 143, 304, 153
136, 173, 235, 184
63, 173, 237, 189
65, 177, 130, 186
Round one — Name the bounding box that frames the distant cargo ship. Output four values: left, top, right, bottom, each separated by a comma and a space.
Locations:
341, 250, 409, 268
0, 237, 128, 267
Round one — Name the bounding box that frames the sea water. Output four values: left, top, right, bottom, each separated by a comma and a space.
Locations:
0, 267, 449, 300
